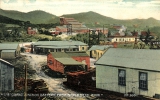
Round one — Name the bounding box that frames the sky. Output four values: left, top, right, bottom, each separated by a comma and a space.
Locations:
1, 0, 160, 20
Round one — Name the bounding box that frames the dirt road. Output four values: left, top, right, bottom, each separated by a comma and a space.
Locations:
21, 53, 93, 100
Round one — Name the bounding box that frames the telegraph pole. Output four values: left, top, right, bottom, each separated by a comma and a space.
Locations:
98, 30, 100, 45
24, 64, 27, 100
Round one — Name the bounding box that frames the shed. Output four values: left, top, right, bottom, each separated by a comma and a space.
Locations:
0, 43, 20, 59
66, 51, 90, 70
0, 58, 14, 91
95, 48, 160, 98
47, 52, 84, 74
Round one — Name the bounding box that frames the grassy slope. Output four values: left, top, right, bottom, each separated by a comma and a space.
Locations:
0, 9, 59, 24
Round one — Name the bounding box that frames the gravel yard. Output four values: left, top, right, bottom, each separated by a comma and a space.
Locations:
21, 53, 92, 100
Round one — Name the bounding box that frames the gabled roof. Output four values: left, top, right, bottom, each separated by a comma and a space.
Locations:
55, 58, 83, 65
33, 41, 87, 46
0, 43, 19, 50
1, 50, 16, 52
51, 52, 70, 58
95, 48, 160, 72
88, 45, 113, 51
50, 52, 84, 65
36, 45, 78, 49
66, 51, 89, 57
0, 58, 14, 67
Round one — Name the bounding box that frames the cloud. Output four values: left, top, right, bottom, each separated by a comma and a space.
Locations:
2, 0, 17, 3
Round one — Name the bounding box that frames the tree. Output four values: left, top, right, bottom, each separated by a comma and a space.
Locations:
132, 30, 136, 36
107, 30, 111, 37
0, 32, 4, 39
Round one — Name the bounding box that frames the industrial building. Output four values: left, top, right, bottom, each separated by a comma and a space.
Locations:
95, 48, 160, 98
31, 41, 88, 54
0, 58, 14, 91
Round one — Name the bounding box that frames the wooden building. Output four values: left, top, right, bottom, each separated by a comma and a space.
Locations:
108, 36, 136, 43
88, 45, 113, 60
47, 52, 85, 74
0, 43, 20, 59
95, 48, 160, 98
66, 51, 90, 70
31, 41, 88, 54
0, 59, 14, 91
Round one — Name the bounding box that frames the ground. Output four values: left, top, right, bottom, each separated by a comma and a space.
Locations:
21, 53, 96, 100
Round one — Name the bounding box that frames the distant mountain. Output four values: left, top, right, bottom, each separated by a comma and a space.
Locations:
1, 9, 160, 27
0, 9, 59, 24
62, 11, 160, 27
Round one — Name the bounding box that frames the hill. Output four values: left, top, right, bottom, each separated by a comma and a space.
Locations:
1, 9, 160, 28
0, 14, 24, 26
0, 9, 59, 24
62, 11, 160, 27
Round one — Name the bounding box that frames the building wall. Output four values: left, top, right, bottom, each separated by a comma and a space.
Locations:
0, 61, 14, 91
71, 24, 82, 28
96, 65, 160, 97
47, 53, 64, 73
79, 45, 88, 51
56, 27, 67, 32
91, 50, 106, 60
0, 45, 20, 59
74, 29, 88, 33
110, 37, 135, 43
34, 47, 79, 54
72, 56, 90, 70
1, 52, 16, 59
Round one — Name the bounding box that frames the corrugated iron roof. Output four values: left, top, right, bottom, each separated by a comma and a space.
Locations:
36, 45, 78, 49
55, 58, 83, 65
95, 48, 160, 72
1, 50, 16, 52
66, 51, 89, 57
88, 45, 113, 51
0, 43, 19, 50
68, 22, 81, 24
32, 41, 87, 46
0, 58, 14, 67
51, 52, 70, 58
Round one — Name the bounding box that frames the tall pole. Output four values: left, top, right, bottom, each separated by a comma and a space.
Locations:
89, 29, 90, 48
24, 64, 27, 100
98, 30, 100, 45
103, 25, 104, 35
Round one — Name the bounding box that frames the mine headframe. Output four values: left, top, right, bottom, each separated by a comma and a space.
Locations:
67, 24, 72, 35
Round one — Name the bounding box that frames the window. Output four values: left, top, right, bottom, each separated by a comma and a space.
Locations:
82, 47, 85, 50
118, 69, 126, 86
57, 49, 61, 52
139, 72, 148, 90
